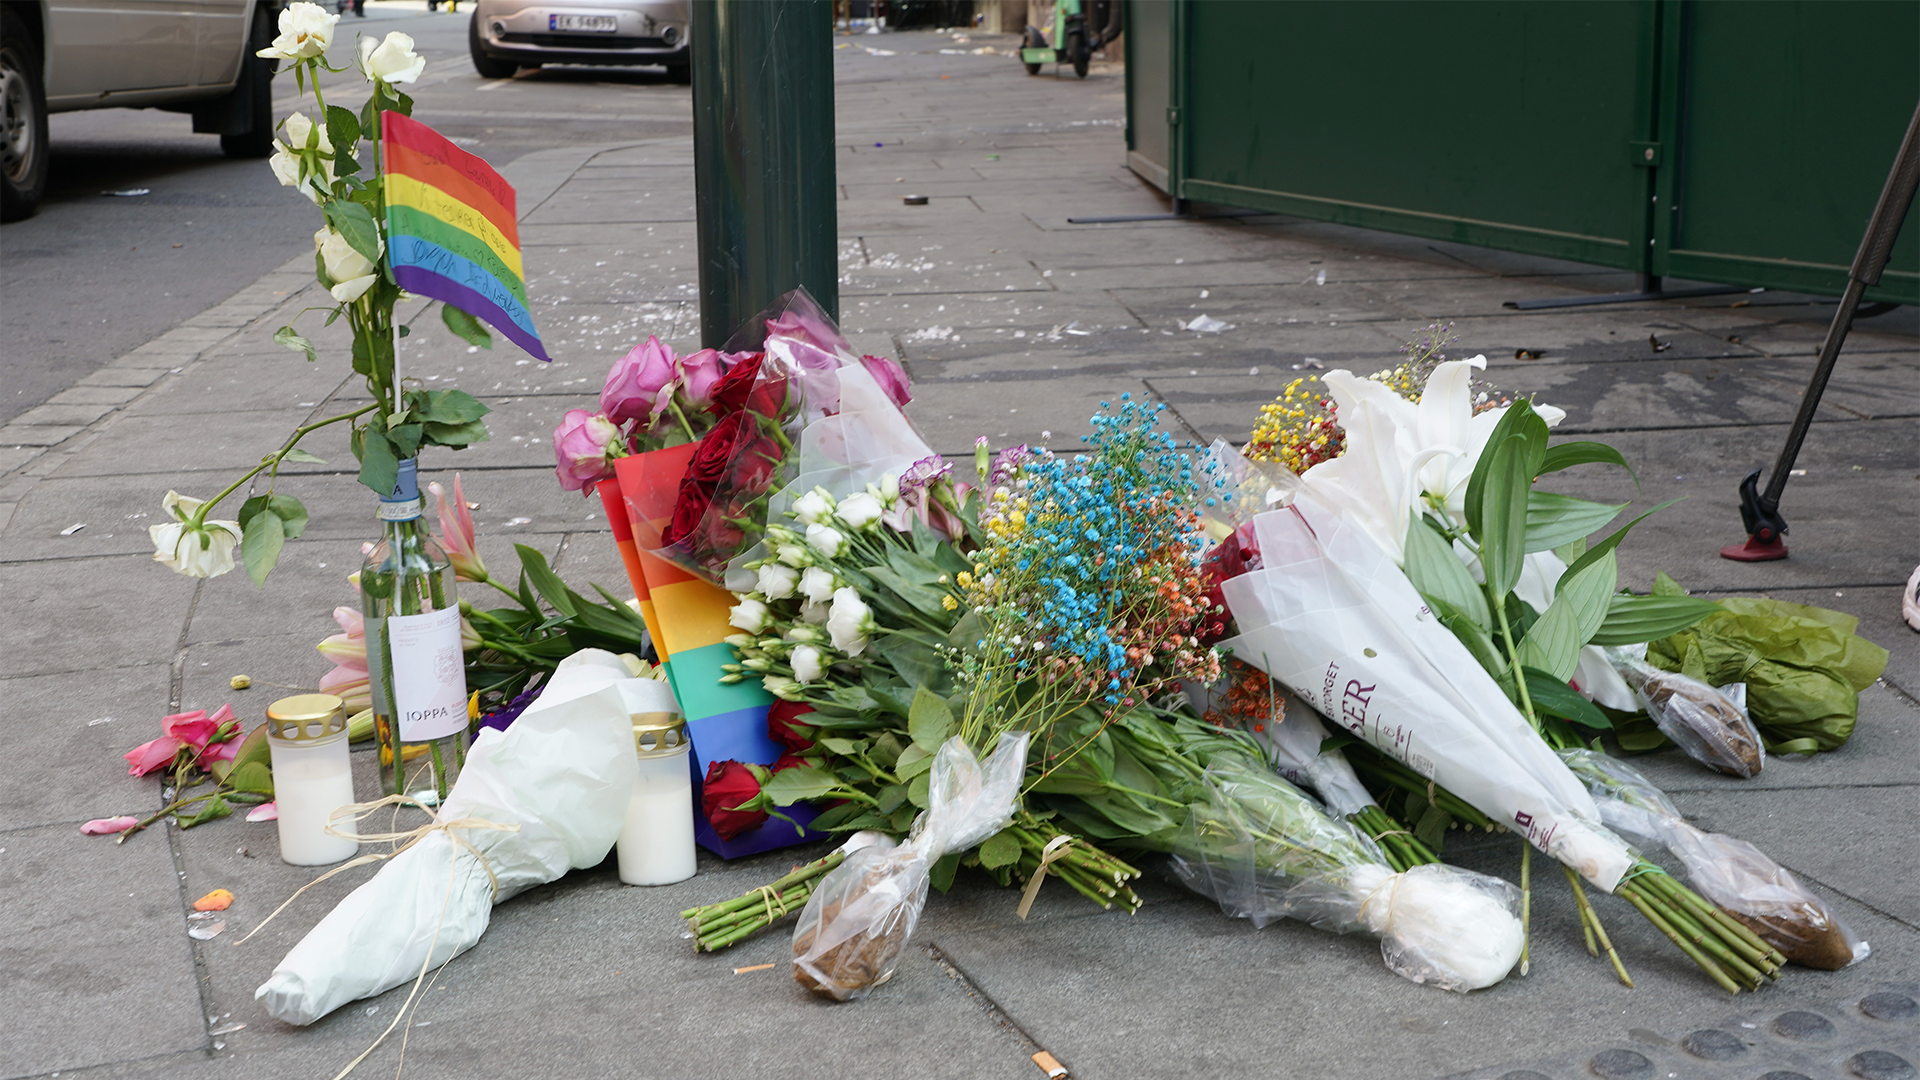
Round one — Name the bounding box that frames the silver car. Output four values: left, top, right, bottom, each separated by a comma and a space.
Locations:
468, 0, 689, 81
1, 0, 282, 221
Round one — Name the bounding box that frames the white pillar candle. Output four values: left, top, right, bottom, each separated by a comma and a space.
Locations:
615, 681, 696, 886
265, 694, 361, 867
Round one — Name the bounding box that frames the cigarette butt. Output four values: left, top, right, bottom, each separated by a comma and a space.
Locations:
1031, 1051, 1068, 1078
732, 963, 775, 974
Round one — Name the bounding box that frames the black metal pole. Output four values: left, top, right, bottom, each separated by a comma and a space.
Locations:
690, 0, 839, 348
1723, 99, 1920, 561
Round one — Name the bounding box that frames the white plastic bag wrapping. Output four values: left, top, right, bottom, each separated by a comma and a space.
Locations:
791, 734, 1027, 1001
256, 650, 645, 1025
1255, 696, 1377, 818
1558, 749, 1866, 969
1170, 756, 1523, 992
1218, 497, 1636, 892
1603, 645, 1765, 777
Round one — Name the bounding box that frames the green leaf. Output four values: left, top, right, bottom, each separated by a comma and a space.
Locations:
908, 771, 931, 809
876, 784, 909, 813
1476, 432, 1536, 598
281, 447, 327, 465
760, 766, 840, 806
267, 493, 308, 539
422, 418, 490, 449
224, 760, 276, 796
908, 685, 954, 752
514, 544, 577, 616
978, 829, 1022, 869
1515, 549, 1617, 681
1403, 513, 1489, 630
1413, 803, 1452, 851
895, 747, 934, 779
1588, 593, 1722, 646
323, 199, 381, 265
871, 632, 950, 698
240, 507, 286, 586
179, 794, 232, 828
413, 389, 490, 424
1524, 492, 1626, 553
386, 422, 425, 459
1522, 667, 1612, 729
442, 304, 494, 348
1464, 400, 1546, 536
819, 737, 867, 755
324, 105, 361, 175
356, 427, 399, 497
273, 325, 317, 362
236, 494, 271, 532
1425, 594, 1514, 697
929, 851, 961, 893
1651, 570, 1688, 597
1564, 499, 1682, 581
1539, 440, 1637, 485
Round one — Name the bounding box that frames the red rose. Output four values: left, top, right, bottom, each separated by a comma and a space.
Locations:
701, 759, 769, 840
729, 430, 782, 494
685, 410, 748, 486
767, 700, 816, 753
705, 352, 765, 416
661, 480, 713, 548
745, 364, 793, 420
772, 752, 813, 774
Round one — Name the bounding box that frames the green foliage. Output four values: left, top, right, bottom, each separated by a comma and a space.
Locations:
1524, 492, 1625, 553
441, 304, 493, 349
1403, 512, 1490, 630
1514, 548, 1617, 681
1588, 593, 1723, 646
323, 199, 381, 264
1522, 667, 1611, 730
1539, 440, 1636, 484
273, 325, 318, 362
908, 686, 955, 752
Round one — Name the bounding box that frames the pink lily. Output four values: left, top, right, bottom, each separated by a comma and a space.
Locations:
428, 474, 488, 583
316, 606, 371, 713
246, 802, 278, 822
123, 703, 242, 776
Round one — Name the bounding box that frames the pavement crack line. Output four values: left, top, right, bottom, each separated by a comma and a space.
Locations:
924, 941, 1064, 1074
165, 576, 225, 1058
1140, 378, 1212, 446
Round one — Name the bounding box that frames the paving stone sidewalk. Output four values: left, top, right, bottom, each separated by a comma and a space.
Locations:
3, 30, 1915, 1080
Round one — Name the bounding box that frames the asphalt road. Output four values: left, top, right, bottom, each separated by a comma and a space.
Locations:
0, 1, 691, 424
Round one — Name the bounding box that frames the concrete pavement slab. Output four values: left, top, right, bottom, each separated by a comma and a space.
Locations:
0, 822, 212, 1079
0, 556, 194, 680
0, 663, 174, 829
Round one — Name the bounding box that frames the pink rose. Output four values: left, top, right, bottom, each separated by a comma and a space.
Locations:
601, 336, 677, 425
858, 354, 912, 407
675, 348, 727, 407
553, 409, 626, 495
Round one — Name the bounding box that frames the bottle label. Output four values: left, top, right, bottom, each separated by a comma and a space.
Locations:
387, 606, 468, 742
377, 498, 422, 522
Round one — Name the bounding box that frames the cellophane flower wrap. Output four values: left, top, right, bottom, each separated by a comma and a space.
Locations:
1558, 748, 1867, 970
1170, 743, 1524, 992
1217, 495, 1638, 892
791, 734, 1027, 1001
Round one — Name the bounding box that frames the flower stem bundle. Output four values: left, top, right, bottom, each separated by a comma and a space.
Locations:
681, 850, 848, 952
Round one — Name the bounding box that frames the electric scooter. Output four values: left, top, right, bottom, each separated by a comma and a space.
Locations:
1021, 0, 1122, 80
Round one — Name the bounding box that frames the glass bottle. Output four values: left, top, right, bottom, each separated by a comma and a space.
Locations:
361, 458, 467, 802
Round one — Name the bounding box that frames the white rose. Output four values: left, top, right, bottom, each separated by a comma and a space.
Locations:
826, 586, 874, 657
147, 490, 243, 579
359, 31, 425, 84
272, 112, 335, 203
756, 561, 799, 600
314, 226, 382, 303
836, 491, 884, 530
806, 522, 847, 560
799, 565, 839, 604
790, 644, 824, 684
259, 1, 337, 61
776, 542, 811, 568
793, 488, 835, 525
761, 674, 803, 701
798, 599, 829, 625
879, 473, 901, 502
728, 596, 770, 634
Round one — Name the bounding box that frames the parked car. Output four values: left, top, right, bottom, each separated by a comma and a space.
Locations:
468, 0, 689, 82
1, 1, 283, 222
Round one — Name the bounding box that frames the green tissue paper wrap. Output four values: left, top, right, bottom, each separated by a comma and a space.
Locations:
1646, 597, 1888, 754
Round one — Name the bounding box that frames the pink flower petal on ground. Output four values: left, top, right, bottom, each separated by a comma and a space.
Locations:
124, 735, 184, 776
198, 738, 240, 767
246, 802, 278, 822
81, 816, 141, 835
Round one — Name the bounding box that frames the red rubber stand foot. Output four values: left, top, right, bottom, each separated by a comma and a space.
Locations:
1720, 535, 1788, 562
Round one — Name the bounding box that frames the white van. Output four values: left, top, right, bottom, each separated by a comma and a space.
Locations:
1, 0, 283, 221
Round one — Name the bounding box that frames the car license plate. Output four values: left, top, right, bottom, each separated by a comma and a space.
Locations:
549, 14, 617, 32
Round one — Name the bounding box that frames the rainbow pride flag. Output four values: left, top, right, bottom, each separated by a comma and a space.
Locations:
382, 111, 548, 361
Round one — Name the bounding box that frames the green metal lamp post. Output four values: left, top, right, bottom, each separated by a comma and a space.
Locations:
689, 0, 839, 348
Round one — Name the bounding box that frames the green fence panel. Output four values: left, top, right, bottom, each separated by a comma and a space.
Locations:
1124, 0, 1173, 192
1654, 1, 1920, 303
1179, 1, 1657, 271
